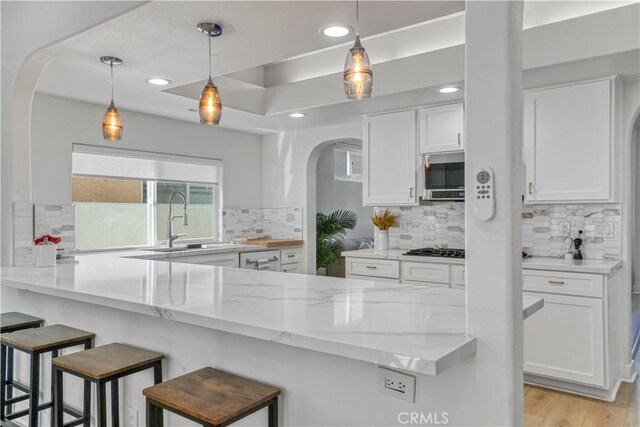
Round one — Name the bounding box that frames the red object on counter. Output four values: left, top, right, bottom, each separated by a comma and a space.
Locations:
34, 234, 62, 245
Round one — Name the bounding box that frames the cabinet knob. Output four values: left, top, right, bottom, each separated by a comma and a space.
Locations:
457, 133, 461, 146
366, 266, 377, 269
528, 182, 534, 195
548, 280, 565, 285
410, 187, 414, 198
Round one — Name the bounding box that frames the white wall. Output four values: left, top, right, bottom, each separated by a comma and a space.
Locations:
31, 93, 263, 208
262, 122, 361, 272
316, 143, 374, 240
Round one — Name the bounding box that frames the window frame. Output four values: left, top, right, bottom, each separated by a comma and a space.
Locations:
71, 145, 223, 251
334, 144, 363, 183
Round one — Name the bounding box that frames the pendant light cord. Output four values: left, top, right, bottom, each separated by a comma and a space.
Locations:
208, 35, 212, 79
110, 61, 114, 102
355, 0, 359, 37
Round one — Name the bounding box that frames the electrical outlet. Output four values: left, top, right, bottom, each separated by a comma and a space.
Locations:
127, 406, 139, 426
604, 222, 615, 239
377, 366, 415, 403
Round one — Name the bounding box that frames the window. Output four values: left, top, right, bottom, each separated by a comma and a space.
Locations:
72, 145, 222, 250
334, 143, 363, 182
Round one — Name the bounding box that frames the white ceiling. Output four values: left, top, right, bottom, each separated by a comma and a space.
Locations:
35, 1, 638, 135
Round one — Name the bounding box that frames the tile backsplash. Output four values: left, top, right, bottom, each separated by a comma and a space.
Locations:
222, 208, 303, 241
522, 204, 621, 259
378, 202, 622, 260
379, 203, 465, 251
13, 202, 34, 266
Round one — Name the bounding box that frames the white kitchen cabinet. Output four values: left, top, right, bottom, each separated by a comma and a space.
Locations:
523, 78, 612, 203
363, 110, 418, 206
523, 291, 605, 387
450, 265, 466, 289
401, 261, 449, 285
418, 103, 464, 154
346, 258, 400, 280
281, 263, 301, 274
169, 252, 240, 268
280, 246, 303, 274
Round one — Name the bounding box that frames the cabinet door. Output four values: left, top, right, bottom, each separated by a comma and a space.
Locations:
523, 79, 611, 202
451, 265, 466, 289
401, 262, 450, 284
363, 110, 418, 206
419, 103, 464, 154
523, 291, 605, 387
170, 252, 240, 268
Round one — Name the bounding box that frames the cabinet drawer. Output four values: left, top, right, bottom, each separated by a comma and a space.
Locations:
401, 262, 449, 284
281, 263, 301, 274
346, 258, 399, 279
280, 247, 302, 265
451, 265, 466, 288
171, 252, 240, 268
524, 291, 605, 387
523, 270, 603, 298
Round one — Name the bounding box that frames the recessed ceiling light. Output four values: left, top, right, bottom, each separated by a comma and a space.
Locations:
320, 25, 351, 38
439, 86, 460, 94
289, 112, 306, 118
147, 78, 171, 86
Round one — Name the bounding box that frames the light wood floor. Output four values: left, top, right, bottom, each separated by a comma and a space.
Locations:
525, 360, 639, 426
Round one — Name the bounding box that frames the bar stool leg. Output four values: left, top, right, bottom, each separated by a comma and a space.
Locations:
268, 397, 278, 427
111, 379, 120, 427
145, 398, 157, 427
82, 338, 92, 427
1, 344, 6, 419
6, 347, 13, 417
50, 350, 58, 427
97, 380, 107, 427
29, 351, 40, 427
83, 379, 91, 427
54, 367, 64, 427
152, 361, 163, 427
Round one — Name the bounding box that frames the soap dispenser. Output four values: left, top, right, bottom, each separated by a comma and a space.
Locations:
573, 230, 584, 260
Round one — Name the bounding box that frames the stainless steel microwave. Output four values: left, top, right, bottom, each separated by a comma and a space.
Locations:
422, 160, 465, 201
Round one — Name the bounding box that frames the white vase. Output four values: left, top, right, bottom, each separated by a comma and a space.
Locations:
377, 230, 389, 250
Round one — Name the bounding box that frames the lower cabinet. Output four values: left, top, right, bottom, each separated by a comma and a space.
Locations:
523, 291, 605, 387
280, 246, 303, 274
168, 252, 240, 268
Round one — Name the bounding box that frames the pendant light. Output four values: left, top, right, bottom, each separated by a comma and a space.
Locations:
197, 22, 223, 125
100, 56, 124, 141
343, 0, 372, 100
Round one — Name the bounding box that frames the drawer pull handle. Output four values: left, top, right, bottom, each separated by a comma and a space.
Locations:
288, 254, 296, 258
365, 266, 377, 269
548, 280, 565, 285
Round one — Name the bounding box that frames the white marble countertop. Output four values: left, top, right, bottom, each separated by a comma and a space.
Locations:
342, 249, 621, 274
0, 252, 542, 376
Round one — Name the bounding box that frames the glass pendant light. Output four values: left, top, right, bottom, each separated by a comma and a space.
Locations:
197, 23, 223, 125
100, 56, 124, 141
344, 0, 372, 100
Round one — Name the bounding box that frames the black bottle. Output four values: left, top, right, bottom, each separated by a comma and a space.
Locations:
573, 230, 584, 260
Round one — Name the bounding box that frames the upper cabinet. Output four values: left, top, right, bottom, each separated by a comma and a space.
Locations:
363, 110, 418, 206
419, 103, 464, 154
523, 79, 612, 203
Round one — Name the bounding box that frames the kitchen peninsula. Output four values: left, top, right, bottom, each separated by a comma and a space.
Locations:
1, 251, 542, 426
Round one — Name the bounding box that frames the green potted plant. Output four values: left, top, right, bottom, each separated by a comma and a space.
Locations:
316, 210, 357, 275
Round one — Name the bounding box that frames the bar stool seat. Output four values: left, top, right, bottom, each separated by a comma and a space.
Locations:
0, 313, 44, 334
53, 343, 163, 427
1, 324, 94, 427
143, 367, 280, 427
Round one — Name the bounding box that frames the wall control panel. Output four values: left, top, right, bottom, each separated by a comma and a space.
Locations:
474, 167, 495, 221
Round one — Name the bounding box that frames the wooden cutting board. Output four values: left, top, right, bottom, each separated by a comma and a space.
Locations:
245, 238, 304, 247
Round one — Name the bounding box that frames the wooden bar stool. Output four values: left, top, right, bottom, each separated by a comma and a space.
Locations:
53, 343, 163, 427
0, 324, 94, 427
143, 367, 280, 427
1, 313, 44, 419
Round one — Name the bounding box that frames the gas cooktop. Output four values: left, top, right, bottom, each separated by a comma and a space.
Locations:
403, 248, 465, 258
402, 248, 530, 259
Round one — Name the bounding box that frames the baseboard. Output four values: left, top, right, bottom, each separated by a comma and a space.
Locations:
620, 360, 638, 383
524, 374, 619, 402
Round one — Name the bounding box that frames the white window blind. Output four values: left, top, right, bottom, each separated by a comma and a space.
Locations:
72, 144, 222, 184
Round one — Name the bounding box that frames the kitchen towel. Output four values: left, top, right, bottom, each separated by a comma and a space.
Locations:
257, 259, 270, 271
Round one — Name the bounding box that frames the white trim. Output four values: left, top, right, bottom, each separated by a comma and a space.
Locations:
72, 143, 223, 167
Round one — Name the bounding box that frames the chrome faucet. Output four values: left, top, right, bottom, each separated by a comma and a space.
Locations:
168, 191, 188, 248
